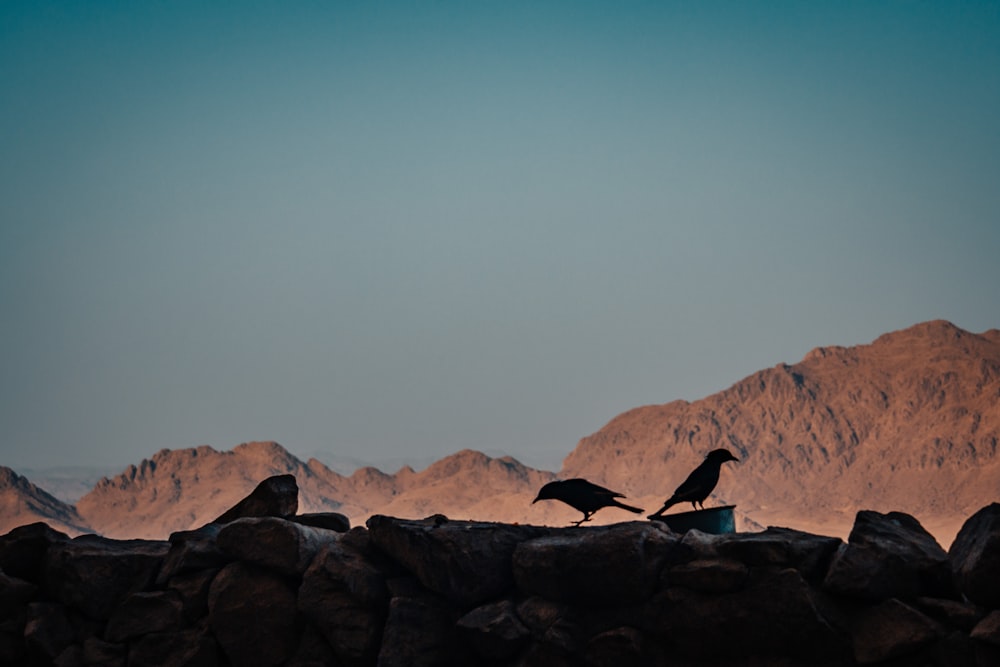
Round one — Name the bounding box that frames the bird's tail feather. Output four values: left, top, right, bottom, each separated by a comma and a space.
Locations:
647, 496, 678, 518
613, 500, 644, 514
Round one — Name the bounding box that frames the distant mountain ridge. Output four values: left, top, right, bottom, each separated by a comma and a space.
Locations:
3, 320, 998, 545
0, 467, 92, 535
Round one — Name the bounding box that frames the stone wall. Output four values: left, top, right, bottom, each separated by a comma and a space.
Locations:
2, 494, 999, 666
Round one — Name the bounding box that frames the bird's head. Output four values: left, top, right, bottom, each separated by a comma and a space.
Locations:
706, 448, 739, 464
532, 481, 559, 504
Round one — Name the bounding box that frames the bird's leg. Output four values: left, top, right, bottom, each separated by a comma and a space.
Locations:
571, 511, 594, 527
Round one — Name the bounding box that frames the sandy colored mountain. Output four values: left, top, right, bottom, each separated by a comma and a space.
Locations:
562, 320, 1000, 546
10, 319, 1000, 546
73, 443, 563, 539
0, 467, 92, 536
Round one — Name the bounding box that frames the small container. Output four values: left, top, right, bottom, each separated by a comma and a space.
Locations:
650, 505, 736, 534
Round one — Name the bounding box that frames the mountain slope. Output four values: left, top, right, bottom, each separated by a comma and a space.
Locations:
0, 467, 92, 536
73, 442, 560, 539
561, 320, 1000, 544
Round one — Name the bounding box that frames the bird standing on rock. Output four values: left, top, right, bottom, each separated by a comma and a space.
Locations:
648, 448, 739, 519
532, 478, 644, 527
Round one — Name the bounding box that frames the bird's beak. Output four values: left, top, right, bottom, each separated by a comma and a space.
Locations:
531, 496, 540, 504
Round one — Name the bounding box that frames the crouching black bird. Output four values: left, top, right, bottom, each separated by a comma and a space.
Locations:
533, 478, 644, 526
648, 448, 739, 518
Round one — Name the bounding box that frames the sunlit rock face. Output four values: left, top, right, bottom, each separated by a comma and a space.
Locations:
3, 487, 1000, 666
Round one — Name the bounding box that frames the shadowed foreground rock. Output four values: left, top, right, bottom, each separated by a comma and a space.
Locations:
2, 480, 999, 666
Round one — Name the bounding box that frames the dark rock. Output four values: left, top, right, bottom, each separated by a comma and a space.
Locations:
377, 595, 462, 667
291, 512, 351, 532
851, 598, 944, 664
585, 626, 644, 667
515, 596, 583, 654
515, 595, 567, 638
128, 628, 220, 667
949, 503, 1000, 608
823, 510, 954, 601
156, 524, 229, 585
367, 515, 549, 608
216, 516, 337, 576
287, 624, 341, 667
655, 567, 848, 659
714, 526, 842, 581
212, 474, 299, 524
0, 618, 26, 666
666, 558, 749, 593
298, 536, 388, 664
167, 568, 219, 622
513, 522, 677, 606
24, 601, 76, 663
208, 561, 298, 667
0, 569, 37, 616
104, 591, 183, 643
971, 610, 1000, 646
456, 598, 530, 660
913, 596, 984, 632
42, 534, 168, 620
54, 644, 84, 667
0, 522, 70, 582
81, 637, 127, 667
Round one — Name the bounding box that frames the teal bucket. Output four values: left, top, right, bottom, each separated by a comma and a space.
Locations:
650, 505, 736, 534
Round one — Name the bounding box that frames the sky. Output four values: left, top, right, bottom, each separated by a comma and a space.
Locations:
2, 1, 998, 474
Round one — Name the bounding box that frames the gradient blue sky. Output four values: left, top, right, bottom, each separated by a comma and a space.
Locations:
2, 1, 998, 473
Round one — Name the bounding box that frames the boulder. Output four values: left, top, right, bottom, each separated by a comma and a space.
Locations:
0, 568, 38, 616
971, 609, 1000, 646
367, 515, 549, 608
43, 534, 168, 620
24, 601, 76, 663
81, 637, 127, 667
949, 502, 1000, 608
127, 628, 220, 667
584, 626, 645, 667
851, 598, 944, 664
291, 512, 351, 533
456, 598, 531, 660
156, 524, 230, 585
0, 522, 70, 583
654, 567, 848, 660
377, 594, 463, 667
287, 624, 340, 667
665, 558, 748, 593
515, 596, 584, 654
513, 522, 677, 606
208, 561, 298, 667
713, 527, 842, 581
104, 591, 183, 643
912, 596, 984, 632
823, 510, 954, 601
298, 534, 389, 664
167, 568, 219, 622
211, 474, 298, 524
216, 516, 338, 576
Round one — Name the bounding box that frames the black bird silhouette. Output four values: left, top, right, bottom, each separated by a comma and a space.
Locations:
532, 478, 644, 526
648, 448, 739, 518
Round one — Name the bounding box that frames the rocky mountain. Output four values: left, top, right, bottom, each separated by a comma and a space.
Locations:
0, 467, 92, 536
72, 442, 559, 539
8, 319, 999, 545
562, 320, 1000, 545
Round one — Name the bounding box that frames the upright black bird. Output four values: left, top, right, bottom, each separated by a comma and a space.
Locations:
532, 478, 644, 526
648, 448, 739, 518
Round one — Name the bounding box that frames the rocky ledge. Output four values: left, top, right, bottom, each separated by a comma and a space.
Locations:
1, 476, 999, 667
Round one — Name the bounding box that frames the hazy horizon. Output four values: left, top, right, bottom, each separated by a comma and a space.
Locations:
2, 2, 999, 472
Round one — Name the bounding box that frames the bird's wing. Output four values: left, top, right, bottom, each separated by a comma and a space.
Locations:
671, 462, 712, 499
567, 478, 626, 498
